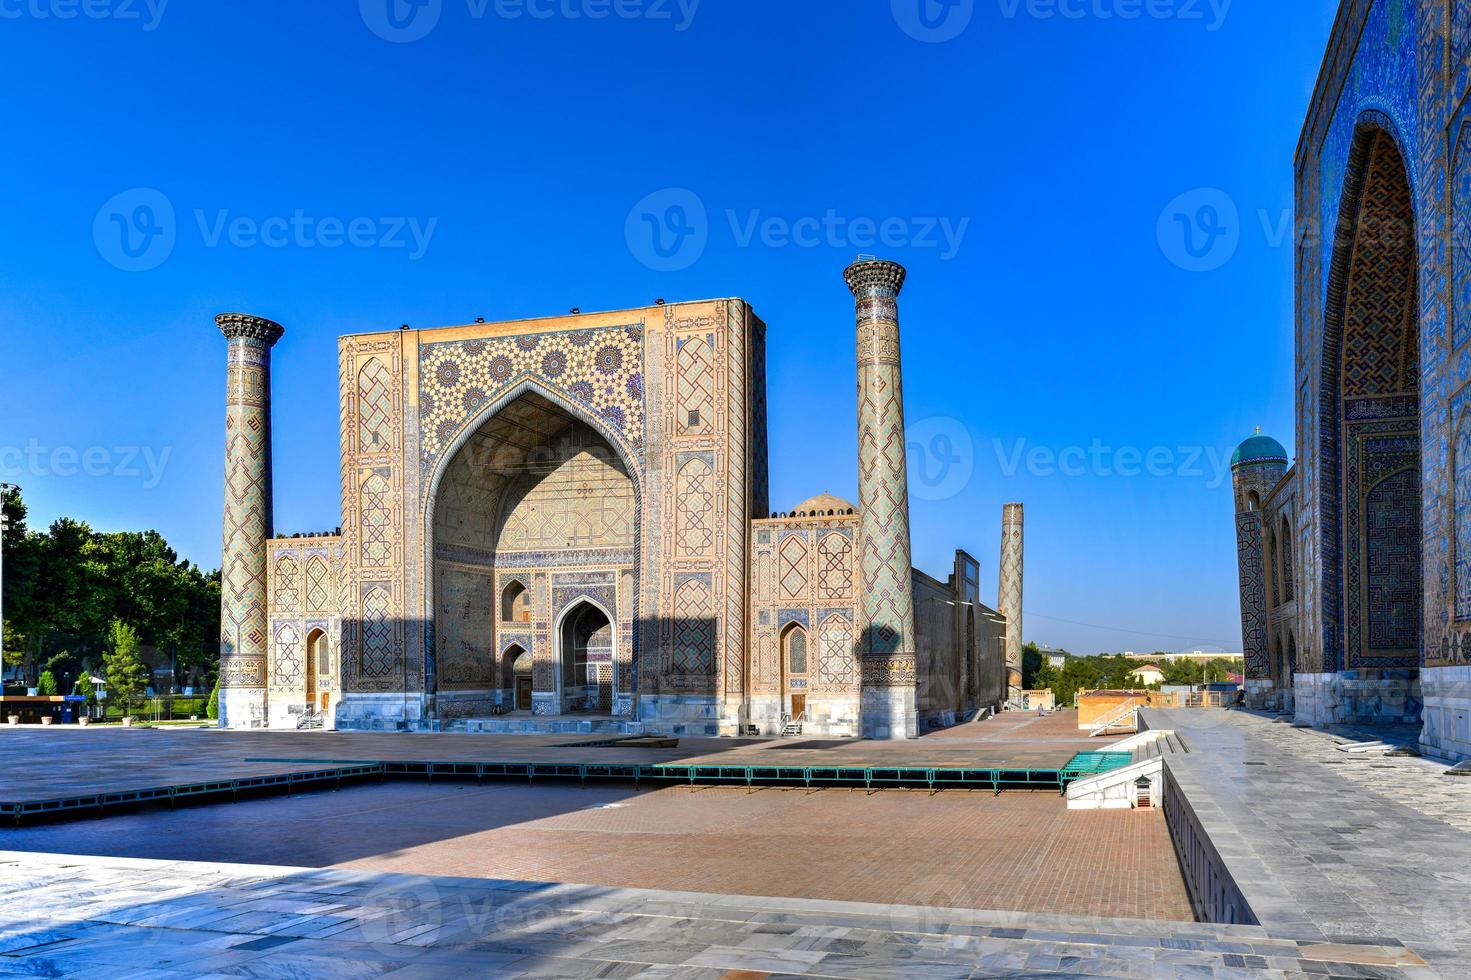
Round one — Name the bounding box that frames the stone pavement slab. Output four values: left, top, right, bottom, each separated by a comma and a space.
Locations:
0, 851, 1442, 978
1146, 709, 1471, 975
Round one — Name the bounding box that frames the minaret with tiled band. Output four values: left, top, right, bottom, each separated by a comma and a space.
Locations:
218, 312, 284, 729
998, 503, 1024, 702
1231, 429, 1287, 711
845, 258, 918, 740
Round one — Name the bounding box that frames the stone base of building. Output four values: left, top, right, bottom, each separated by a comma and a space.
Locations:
635, 694, 722, 736
219, 688, 266, 730
1293, 670, 1421, 727
860, 687, 917, 740
334, 693, 427, 731
266, 696, 314, 731
1244, 679, 1292, 714
1420, 665, 1471, 762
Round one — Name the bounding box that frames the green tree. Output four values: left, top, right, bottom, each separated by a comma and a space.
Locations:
103, 619, 147, 718
1021, 642, 1044, 690
206, 675, 220, 721
0, 490, 222, 691
73, 673, 96, 706
35, 670, 57, 696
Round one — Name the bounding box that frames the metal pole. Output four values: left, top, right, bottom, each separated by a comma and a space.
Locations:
0, 484, 15, 690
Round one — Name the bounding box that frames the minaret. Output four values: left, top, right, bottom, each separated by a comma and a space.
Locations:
845, 257, 917, 740
217, 312, 284, 729
1231, 429, 1288, 709
998, 503, 1024, 701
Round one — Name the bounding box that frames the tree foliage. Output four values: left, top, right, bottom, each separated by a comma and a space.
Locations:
74, 673, 96, 706
103, 619, 148, 716
1025, 651, 1245, 709
1, 488, 219, 691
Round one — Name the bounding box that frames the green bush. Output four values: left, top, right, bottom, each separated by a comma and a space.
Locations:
36, 671, 58, 696
206, 677, 220, 721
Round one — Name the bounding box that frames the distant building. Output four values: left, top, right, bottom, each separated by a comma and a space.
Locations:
1121, 651, 1241, 664
1129, 664, 1165, 687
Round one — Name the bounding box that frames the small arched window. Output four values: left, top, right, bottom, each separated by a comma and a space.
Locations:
501, 580, 531, 623
782, 624, 809, 675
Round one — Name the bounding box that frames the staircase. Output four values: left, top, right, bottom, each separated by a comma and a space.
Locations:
1066, 729, 1186, 809
781, 712, 806, 737
295, 707, 324, 731
1088, 698, 1142, 736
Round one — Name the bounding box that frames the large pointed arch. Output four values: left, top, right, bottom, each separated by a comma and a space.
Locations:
1317, 110, 1422, 673
421, 376, 644, 710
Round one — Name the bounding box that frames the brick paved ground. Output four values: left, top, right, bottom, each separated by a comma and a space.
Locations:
3, 776, 1193, 921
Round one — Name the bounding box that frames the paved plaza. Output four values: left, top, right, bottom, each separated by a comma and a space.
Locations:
2, 779, 1192, 922
1147, 709, 1471, 975
0, 851, 1435, 979
2, 711, 1468, 974
0, 712, 1192, 922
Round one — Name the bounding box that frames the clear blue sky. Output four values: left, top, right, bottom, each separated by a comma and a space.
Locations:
0, 0, 1336, 654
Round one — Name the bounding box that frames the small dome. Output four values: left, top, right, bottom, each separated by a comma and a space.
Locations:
1232, 429, 1288, 468
792, 491, 856, 516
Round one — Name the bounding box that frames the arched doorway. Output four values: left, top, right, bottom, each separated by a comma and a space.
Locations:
427, 386, 638, 717
501, 644, 532, 711
558, 600, 613, 713
1322, 117, 1422, 676
781, 622, 809, 720
306, 628, 329, 711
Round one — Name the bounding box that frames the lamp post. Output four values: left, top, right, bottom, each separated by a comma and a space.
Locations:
0, 483, 18, 692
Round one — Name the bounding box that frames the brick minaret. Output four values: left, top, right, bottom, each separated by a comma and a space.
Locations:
217, 312, 284, 729
998, 503, 1024, 701
845, 258, 917, 740
1231, 429, 1288, 709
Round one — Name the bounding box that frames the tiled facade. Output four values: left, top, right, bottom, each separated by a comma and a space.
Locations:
1235, 0, 1471, 759
221, 261, 1009, 737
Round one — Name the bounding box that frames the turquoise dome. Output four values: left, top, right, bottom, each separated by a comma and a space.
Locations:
1232, 431, 1288, 468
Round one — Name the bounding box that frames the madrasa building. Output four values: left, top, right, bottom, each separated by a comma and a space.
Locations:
1232, 0, 1471, 762
216, 258, 1014, 739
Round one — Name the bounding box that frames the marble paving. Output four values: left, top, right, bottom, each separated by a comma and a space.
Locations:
0, 851, 1440, 978
1146, 709, 1471, 976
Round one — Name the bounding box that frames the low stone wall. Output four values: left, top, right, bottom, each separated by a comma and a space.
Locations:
1293, 671, 1420, 726
1138, 710, 1256, 926
1159, 772, 1257, 925
1420, 665, 1471, 761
